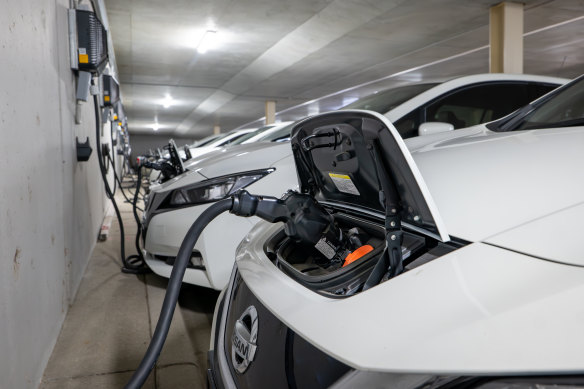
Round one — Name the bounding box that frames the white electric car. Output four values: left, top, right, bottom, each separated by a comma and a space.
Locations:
142, 74, 566, 290
187, 128, 256, 159
181, 121, 295, 172
226, 121, 294, 146
208, 75, 584, 388
142, 141, 298, 289
149, 128, 256, 184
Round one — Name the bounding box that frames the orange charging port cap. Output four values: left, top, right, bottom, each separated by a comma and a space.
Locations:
342, 244, 374, 267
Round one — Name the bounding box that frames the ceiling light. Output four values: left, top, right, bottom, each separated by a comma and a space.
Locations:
197, 30, 217, 54
161, 94, 174, 108
152, 123, 160, 132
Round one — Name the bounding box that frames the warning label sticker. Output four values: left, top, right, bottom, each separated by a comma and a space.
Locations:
329, 173, 360, 196
314, 237, 336, 259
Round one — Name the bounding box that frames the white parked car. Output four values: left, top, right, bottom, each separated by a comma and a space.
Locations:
142, 142, 298, 289
149, 129, 255, 184
207, 75, 584, 388
187, 128, 256, 159
142, 74, 566, 290
227, 121, 294, 146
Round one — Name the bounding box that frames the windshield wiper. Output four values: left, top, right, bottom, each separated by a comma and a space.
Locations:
519, 117, 584, 130
490, 104, 535, 132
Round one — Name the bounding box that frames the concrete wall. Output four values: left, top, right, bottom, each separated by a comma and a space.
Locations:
0, 1, 117, 387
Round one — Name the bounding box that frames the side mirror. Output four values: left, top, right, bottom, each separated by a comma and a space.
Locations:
418, 122, 454, 136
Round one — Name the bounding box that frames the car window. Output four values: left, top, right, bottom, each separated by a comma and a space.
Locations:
216, 132, 250, 146
527, 83, 558, 101
194, 134, 224, 147
424, 82, 558, 131
230, 126, 275, 145
394, 109, 421, 139
342, 83, 439, 113
255, 123, 296, 142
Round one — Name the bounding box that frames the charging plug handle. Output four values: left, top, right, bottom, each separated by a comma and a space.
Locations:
231, 190, 339, 246
139, 159, 177, 181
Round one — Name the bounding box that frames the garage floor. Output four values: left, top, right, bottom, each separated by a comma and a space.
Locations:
40, 187, 218, 388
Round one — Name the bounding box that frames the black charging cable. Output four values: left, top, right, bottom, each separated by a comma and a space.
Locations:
125, 190, 346, 388
106, 153, 145, 211
125, 198, 234, 389
94, 94, 149, 274
123, 166, 149, 269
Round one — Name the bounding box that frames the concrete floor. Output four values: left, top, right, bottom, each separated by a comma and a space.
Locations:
40, 186, 219, 388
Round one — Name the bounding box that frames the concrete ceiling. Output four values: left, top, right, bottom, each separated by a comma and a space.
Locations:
104, 0, 584, 138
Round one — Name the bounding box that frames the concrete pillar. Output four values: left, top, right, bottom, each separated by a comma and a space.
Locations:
490, 2, 523, 73
265, 100, 276, 125
213, 125, 221, 135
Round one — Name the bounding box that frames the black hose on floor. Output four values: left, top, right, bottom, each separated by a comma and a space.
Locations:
106, 153, 143, 210
94, 94, 149, 274
124, 166, 147, 268
125, 198, 233, 389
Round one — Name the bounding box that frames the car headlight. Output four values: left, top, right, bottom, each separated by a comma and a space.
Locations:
167, 169, 275, 207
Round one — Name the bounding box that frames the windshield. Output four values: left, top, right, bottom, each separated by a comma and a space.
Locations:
513, 78, 584, 130
194, 133, 224, 147
213, 131, 251, 146
230, 125, 275, 145
250, 122, 296, 143
342, 83, 439, 113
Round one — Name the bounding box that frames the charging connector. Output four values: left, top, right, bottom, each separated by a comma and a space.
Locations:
232, 190, 350, 263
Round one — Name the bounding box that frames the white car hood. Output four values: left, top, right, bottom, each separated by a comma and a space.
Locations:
237, 221, 584, 375
409, 126, 584, 261
193, 142, 292, 179
153, 142, 293, 193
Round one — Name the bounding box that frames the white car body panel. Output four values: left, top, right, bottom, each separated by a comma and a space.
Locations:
485, 201, 584, 266
236, 221, 584, 374
411, 126, 584, 243
182, 142, 290, 173
195, 143, 293, 180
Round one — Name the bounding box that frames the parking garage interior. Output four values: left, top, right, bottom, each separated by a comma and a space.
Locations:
1, 1, 583, 388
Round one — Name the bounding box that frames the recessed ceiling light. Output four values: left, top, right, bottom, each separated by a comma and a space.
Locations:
197, 30, 217, 54
161, 94, 174, 108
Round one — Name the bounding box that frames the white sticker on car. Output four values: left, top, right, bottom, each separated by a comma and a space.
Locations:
314, 237, 337, 259
329, 173, 360, 196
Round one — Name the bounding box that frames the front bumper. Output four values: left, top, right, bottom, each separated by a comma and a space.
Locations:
143, 203, 255, 290
207, 268, 350, 389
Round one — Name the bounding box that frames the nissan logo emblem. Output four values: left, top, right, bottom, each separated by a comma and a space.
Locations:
231, 305, 258, 373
